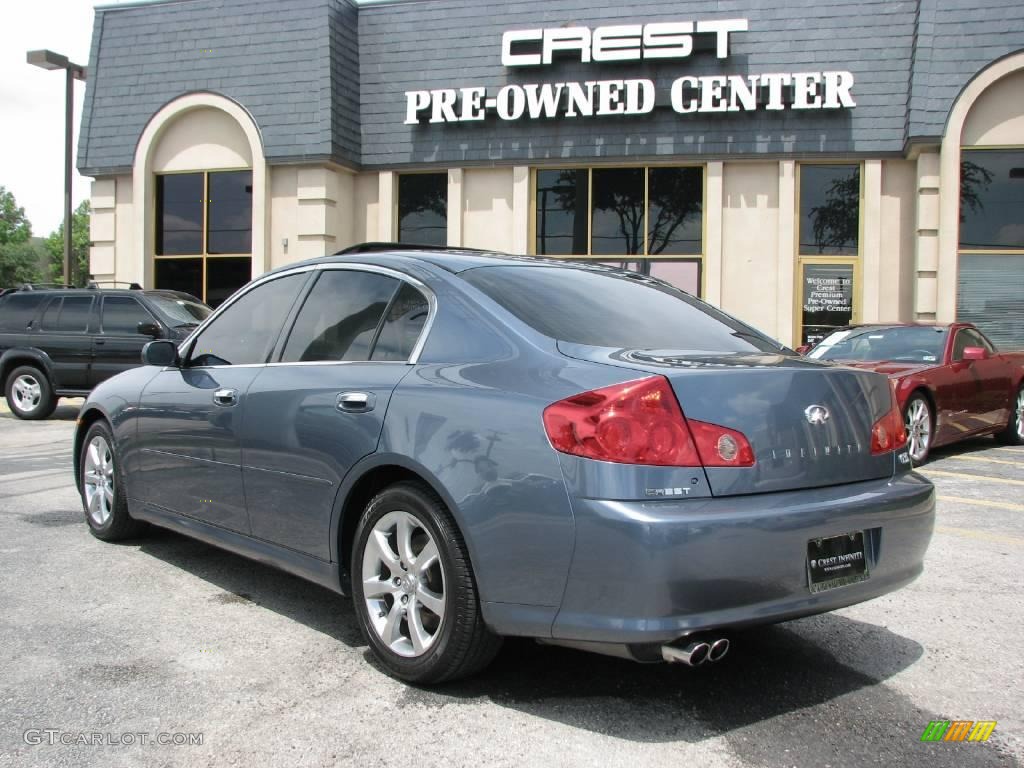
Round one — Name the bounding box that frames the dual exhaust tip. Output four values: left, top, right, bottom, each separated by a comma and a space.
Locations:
661, 637, 730, 667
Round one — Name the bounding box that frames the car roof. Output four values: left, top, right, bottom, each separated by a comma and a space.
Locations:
317, 243, 580, 274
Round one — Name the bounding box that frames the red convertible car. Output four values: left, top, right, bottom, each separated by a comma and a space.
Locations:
805, 323, 1024, 463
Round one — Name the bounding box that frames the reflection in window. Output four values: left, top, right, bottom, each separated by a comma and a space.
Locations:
155, 170, 253, 306
960, 150, 1024, 250
398, 173, 447, 246
207, 171, 252, 254
648, 167, 702, 255
190, 274, 305, 367
591, 168, 644, 255
281, 271, 398, 363
536, 170, 588, 255
799, 165, 860, 255
372, 282, 430, 361
156, 173, 203, 256
535, 167, 704, 258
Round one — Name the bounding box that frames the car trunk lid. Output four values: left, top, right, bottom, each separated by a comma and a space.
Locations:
558, 343, 897, 496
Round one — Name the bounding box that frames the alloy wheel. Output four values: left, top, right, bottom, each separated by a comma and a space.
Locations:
1016, 389, 1024, 440
11, 374, 41, 413
361, 510, 446, 658
83, 436, 115, 526
905, 398, 931, 463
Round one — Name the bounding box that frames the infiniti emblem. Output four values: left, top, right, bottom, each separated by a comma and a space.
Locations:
805, 405, 830, 425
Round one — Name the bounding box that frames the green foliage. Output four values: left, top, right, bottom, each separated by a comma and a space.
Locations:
45, 200, 91, 285
0, 239, 46, 287
0, 185, 32, 247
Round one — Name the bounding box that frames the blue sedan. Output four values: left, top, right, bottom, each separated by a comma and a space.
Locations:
73, 247, 934, 683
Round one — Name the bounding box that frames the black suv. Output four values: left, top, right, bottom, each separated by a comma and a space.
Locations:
0, 284, 210, 419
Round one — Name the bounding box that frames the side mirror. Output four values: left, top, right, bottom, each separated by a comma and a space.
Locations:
795, 345, 811, 355
137, 321, 162, 338
962, 346, 988, 361
142, 339, 180, 368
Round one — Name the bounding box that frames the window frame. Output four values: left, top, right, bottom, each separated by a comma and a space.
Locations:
794, 161, 865, 346
39, 295, 96, 335
529, 164, 707, 296
154, 168, 253, 305
177, 264, 437, 370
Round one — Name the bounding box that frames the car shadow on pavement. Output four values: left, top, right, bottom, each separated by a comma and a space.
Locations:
131, 526, 1018, 766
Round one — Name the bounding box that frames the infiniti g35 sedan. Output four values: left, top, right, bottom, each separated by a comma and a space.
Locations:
74, 247, 935, 683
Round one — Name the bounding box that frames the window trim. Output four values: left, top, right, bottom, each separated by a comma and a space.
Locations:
178, 263, 437, 370
529, 164, 707, 296
154, 168, 254, 304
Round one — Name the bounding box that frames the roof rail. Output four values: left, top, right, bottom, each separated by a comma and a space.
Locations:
86, 280, 143, 290
335, 242, 492, 255
16, 282, 75, 291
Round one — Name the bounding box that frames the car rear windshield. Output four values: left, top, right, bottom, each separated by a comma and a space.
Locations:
461, 265, 785, 352
808, 326, 948, 362
146, 294, 211, 328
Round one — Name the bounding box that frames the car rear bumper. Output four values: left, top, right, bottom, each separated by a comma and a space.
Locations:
552, 472, 934, 644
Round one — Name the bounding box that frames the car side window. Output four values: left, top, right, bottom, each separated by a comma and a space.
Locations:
0, 293, 48, 331
102, 296, 155, 335
280, 270, 399, 363
188, 274, 306, 367
40, 296, 93, 333
371, 282, 430, 361
952, 329, 987, 361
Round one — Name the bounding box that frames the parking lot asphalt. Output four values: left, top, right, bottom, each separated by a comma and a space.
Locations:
0, 398, 1021, 768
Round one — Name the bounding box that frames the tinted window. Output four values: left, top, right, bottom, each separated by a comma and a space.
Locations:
536, 169, 588, 256
205, 257, 251, 307
960, 150, 1024, 250
207, 171, 252, 254
155, 257, 203, 299
648, 167, 702, 255
809, 326, 947, 363
397, 173, 447, 246
281, 271, 398, 363
156, 173, 203, 255
40, 296, 93, 333
591, 168, 643, 255
146, 294, 211, 328
371, 282, 430, 361
102, 297, 154, 335
0, 293, 47, 331
799, 164, 860, 255
189, 274, 305, 366
952, 328, 992, 360
463, 266, 783, 352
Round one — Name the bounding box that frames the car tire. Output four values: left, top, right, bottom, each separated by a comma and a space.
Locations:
351, 481, 502, 684
995, 385, 1024, 446
904, 394, 933, 464
79, 420, 147, 541
4, 365, 57, 420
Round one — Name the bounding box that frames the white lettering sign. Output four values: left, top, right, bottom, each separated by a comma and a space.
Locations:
404, 18, 856, 124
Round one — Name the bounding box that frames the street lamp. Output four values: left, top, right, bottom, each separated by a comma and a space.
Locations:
27, 49, 87, 287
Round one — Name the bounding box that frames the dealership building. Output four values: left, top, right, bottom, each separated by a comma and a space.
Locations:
77, 0, 1024, 347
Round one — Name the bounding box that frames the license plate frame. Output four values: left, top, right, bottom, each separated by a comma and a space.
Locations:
807, 531, 869, 593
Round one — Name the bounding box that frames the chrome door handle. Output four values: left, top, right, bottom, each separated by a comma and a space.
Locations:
213, 388, 237, 407
337, 391, 375, 413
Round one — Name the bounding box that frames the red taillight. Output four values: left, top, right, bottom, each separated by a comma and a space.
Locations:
542, 376, 754, 468
871, 388, 908, 455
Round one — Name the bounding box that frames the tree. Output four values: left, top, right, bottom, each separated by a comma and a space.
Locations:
809, 172, 860, 254
0, 240, 46, 287
0, 186, 31, 246
45, 200, 91, 285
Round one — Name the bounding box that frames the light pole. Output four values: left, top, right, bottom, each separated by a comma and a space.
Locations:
26, 49, 87, 287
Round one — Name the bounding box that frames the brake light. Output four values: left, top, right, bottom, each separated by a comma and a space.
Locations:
542, 376, 754, 467
871, 389, 908, 455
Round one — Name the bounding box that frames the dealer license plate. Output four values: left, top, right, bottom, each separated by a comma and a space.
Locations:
807, 531, 869, 593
